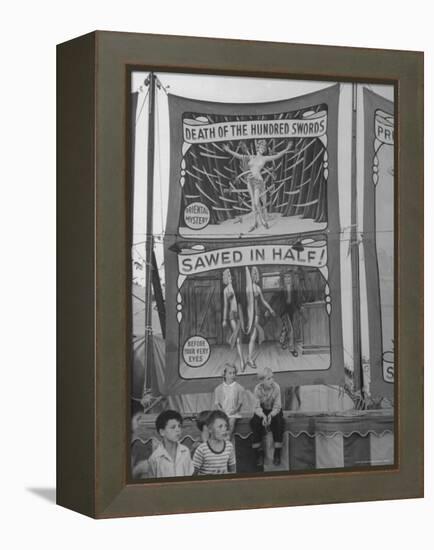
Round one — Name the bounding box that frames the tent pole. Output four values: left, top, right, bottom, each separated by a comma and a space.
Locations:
142, 72, 156, 399
351, 83, 364, 397
151, 249, 166, 338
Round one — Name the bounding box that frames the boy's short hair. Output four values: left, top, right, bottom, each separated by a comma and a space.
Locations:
257, 366, 273, 380
206, 410, 229, 428
155, 409, 183, 433
195, 410, 212, 432
222, 362, 237, 378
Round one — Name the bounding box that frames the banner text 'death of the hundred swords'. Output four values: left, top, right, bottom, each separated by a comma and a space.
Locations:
183, 113, 327, 144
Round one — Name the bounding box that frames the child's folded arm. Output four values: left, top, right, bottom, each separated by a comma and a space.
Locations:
214, 386, 224, 410
269, 383, 282, 416
192, 445, 204, 475
254, 401, 266, 418
237, 384, 245, 411
147, 455, 157, 478
228, 444, 237, 473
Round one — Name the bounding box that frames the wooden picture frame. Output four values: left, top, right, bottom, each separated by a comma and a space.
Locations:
57, 31, 423, 518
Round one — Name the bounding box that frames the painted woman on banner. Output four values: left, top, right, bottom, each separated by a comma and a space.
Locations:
223, 139, 292, 232
246, 266, 276, 369
222, 268, 245, 371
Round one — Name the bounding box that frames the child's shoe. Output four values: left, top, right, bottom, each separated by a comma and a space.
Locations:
255, 447, 264, 468
273, 447, 282, 466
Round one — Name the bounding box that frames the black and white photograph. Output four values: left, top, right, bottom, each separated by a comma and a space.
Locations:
4, 0, 429, 541
130, 73, 395, 480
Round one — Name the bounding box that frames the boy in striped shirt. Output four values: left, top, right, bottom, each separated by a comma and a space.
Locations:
193, 410, 236, 475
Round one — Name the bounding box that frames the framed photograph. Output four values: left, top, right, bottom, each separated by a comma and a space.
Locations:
57, 31, 423, 518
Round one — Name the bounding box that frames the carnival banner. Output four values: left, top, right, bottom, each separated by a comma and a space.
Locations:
164, 85, 344, 394
362, 90, 394, 399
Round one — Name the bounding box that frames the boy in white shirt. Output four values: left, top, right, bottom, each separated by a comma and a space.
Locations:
148, 410, 194, 478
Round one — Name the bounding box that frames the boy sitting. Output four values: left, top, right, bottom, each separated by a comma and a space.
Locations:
250, 367, 284, 467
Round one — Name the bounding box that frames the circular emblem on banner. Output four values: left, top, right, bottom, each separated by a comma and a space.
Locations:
183, 202, 210, 230
182, 336, 211, 367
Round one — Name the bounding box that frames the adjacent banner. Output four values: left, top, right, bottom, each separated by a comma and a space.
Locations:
362, 90, 394, 399
164, 85, 344, 394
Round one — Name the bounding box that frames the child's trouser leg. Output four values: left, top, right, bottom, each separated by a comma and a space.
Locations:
250, 413, 265, 447
250, 413, 265, 467
270, 411, 284, 448
270, 411, 284, 465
